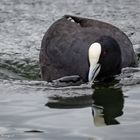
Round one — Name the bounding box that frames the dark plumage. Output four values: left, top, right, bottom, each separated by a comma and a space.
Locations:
39, 15, 137, 82
95, 36, 122, 79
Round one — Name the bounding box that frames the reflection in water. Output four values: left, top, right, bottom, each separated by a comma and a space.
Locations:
92, 86, 124, 126
46, 95, 93, 109
46, 80, 124, 127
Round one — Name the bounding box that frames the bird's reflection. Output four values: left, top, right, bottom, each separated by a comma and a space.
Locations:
92, 85, 124, 126
46, 80, 124, 126
46, 95, 93, 109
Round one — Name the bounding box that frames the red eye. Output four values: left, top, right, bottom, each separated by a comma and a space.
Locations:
101, 50, 107, 58
103, 50, 107, 56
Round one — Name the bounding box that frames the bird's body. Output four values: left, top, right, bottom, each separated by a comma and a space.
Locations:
39, 15, 137, 82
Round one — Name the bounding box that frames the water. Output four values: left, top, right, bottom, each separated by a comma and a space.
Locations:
0, 0, 140, 139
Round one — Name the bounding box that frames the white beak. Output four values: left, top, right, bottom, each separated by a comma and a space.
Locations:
88, 64, 101, 83
88, 42, 101, 83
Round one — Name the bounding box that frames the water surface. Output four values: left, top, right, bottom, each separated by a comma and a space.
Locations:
0, 0, 140, 140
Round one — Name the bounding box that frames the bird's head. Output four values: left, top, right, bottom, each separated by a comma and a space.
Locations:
88, 36, 121, 83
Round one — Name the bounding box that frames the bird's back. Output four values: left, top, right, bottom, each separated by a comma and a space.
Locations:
39, 15, 137, 81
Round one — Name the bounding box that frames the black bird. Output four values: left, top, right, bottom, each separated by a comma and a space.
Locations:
39, 15, 137, 83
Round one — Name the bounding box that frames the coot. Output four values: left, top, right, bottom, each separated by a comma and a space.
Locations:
39, 15, 137, 83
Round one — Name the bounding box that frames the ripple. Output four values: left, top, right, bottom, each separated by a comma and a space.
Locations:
0, 0, 140, 140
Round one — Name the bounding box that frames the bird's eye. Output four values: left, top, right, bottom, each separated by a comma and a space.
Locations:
103, 50, 106, 55
103, 50, 107, 56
